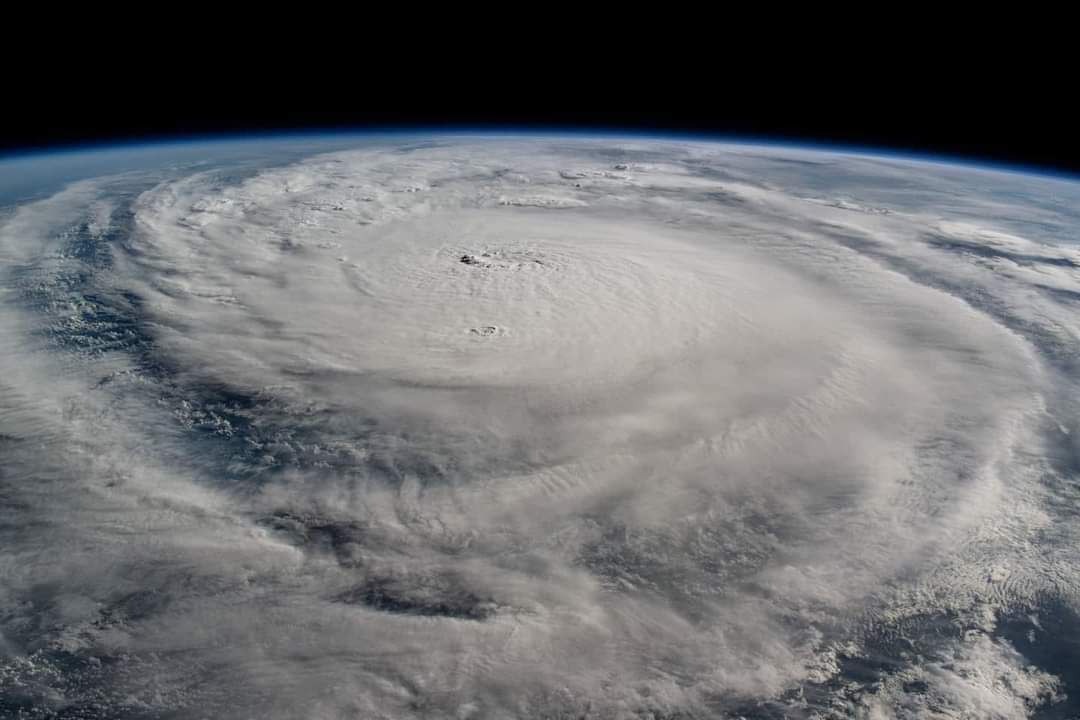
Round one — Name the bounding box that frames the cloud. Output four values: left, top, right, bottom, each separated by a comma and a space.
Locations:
2, 138, 1080, 717
853, 633, 1062, 720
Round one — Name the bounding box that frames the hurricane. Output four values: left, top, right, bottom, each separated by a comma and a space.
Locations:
3, 135, 1080, 719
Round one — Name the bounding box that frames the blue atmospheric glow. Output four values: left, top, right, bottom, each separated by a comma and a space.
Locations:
1, 126, 1077, 185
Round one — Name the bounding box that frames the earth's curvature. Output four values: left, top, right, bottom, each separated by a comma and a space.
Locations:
3, 134, 1080, 719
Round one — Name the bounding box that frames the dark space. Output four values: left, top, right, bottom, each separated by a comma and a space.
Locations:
2, 63, 1078, 176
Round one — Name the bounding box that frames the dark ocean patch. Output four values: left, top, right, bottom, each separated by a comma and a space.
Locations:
258, 511, 369, 566
256, 511, 499, 621
926, 233, 1079, 269
761, 612, 988, 718
997, 600, 1080, 719
337, 575, 497, 621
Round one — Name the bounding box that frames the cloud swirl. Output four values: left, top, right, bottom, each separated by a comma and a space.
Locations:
2, 138, 1080, 718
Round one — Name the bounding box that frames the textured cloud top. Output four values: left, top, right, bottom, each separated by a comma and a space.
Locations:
3, 138, 1080, 718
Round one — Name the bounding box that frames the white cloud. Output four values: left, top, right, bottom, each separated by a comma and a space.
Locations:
2, 138, 1080, 717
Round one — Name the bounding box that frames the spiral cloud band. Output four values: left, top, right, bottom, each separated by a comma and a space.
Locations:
3, 137, 1080, 718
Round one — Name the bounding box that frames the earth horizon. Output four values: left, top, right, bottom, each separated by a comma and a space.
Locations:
3, 133, 1080, 719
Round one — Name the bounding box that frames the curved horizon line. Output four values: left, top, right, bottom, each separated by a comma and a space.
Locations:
1, 124, 1077, 183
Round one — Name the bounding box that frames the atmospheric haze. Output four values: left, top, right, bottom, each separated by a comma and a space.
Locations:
2, 136, 1080, 719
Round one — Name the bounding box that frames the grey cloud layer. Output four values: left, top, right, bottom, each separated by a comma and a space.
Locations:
3, 139, 1080, 718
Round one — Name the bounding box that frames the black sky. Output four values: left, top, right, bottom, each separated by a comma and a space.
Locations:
3, 59, 1077, 176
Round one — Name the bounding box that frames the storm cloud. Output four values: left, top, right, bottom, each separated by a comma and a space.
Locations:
3, 138, 1080, 718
